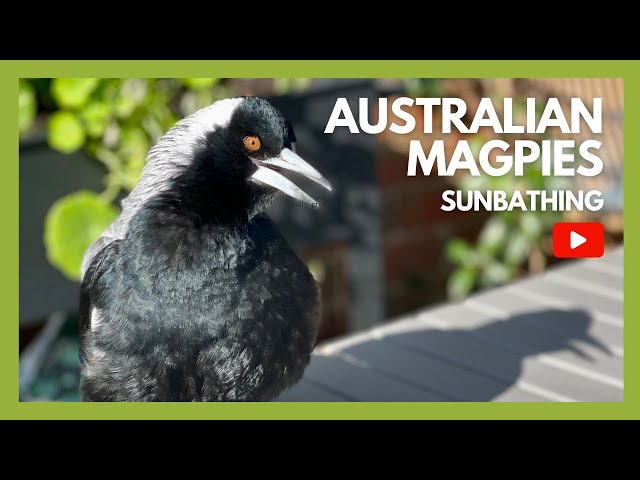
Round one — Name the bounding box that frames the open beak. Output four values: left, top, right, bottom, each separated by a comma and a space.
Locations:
250, 148, 332, 204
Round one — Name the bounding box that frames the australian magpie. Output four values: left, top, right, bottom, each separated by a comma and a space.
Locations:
79, 97, 331, 401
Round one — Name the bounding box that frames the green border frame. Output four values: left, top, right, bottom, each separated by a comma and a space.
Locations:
5, 60, 636, 419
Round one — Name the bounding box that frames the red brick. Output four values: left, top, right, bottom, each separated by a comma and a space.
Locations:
376, 129, 468, 186
376, 152, 414, 186
400, 187, 448, 227
384, 233, 439, 280
377, 150, 455, 187
382, 209, 489, 314
381, 185, 474, 230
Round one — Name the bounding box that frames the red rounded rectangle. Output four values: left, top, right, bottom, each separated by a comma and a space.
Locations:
553, 222, 605, 258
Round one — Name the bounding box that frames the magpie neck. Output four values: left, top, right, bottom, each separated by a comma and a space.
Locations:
128, 193, 251, 266
160, 144, 255, 225
173, 183, 250, 226
154, 163, 252, 226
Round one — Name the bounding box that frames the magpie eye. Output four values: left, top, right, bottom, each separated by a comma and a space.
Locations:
243, 135, 261, 152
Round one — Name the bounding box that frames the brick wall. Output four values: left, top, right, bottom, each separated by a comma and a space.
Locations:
375, 80, 492, 318
375, 81, 489, 317
377, 146, 489, 317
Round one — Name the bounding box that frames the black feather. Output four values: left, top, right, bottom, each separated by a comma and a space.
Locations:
79, 97, 322, 401
81, 206, 318, 401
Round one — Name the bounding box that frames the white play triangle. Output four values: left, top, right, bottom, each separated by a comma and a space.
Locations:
570, 231, 587, 249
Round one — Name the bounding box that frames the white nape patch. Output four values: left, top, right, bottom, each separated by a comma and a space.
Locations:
80, 97, 245, 277
90, 307, 104, 330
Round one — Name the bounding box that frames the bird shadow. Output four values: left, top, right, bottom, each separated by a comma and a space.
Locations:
276, 308, 618, 401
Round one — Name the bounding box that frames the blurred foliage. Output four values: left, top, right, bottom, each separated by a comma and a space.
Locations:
20, 78, 309, 281
48, 111, 86, 153
445, 154, 568, 300
444, 128, 569, 300
273, 78, 312, 96
19, 80, 37, 134
44, 191, 119, 279
404, 79, 568, 300
23, 77, 229, 280
403, 78, 442, 98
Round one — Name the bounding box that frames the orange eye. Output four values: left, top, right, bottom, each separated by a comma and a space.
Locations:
243, 135, 261, 152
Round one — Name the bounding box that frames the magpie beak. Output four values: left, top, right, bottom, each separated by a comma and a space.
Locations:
250, 148, 332, 204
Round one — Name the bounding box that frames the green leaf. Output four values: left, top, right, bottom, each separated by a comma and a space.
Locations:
468, 135, 486, 157
447, 267, 477, 300
82, 102, 110, 138
477, 217, 508, 253
179, 91, 201, 117
182, 78, 219, 90
120, 128, 149, 188
445, 238, 472, 265
115, 96, 137, 118
479, 262, 514, 287
19, 80, 37, 134
460, 175, 488, 191
504, 231, 531, 265
404, 78, 441, 97
114, 78, 149, 117
51, 78, 99, 109
273, 78, 293, 95
523, 160, 544, 188
48, 111, 86, 154
519, 212, 543, 239
470, 247, 494, 268
272, 78, 312, 95
44, 191, 119, 281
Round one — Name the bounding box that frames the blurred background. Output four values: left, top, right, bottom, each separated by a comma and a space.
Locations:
19, 78, 624, 401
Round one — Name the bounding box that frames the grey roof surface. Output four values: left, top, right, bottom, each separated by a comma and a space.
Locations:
275, 246, 624, 402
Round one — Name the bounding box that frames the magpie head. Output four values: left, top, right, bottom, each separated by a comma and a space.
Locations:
151, 96, 331, 220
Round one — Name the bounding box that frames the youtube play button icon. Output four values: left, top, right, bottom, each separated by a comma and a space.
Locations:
570, 231, 587, 249
553, 222, 604, 258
